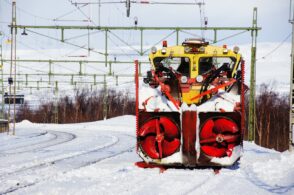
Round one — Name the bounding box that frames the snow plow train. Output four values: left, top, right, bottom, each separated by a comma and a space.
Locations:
136, 39, 246, 167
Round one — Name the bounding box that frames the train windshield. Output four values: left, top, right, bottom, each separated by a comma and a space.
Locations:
198, 57, 236, 75
153, 57, 190, 77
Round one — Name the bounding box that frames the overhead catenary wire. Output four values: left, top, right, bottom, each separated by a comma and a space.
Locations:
1, 1, 264, 102
2, 32, 93, 78
213, 30, 249, 44
3, 0, 53, 21
256, 32, 291, 61
13, 64, 47, 73
115, 63, 136, 74
1, 33, 87, 85
180, 29, 214, 42
142, 30, 176, 55
87, 63, 108, 74
244, 32, 291, 74
290, 0, 293, 23
1, 32, 62, 71
26, 29, 105, 56
63, 45, 87, 57
67, 0, 134, 59
70, 0, 203, 19
64, 30, 102, 41
107, 35, 135, 60
2, 31, 104, 81
108, 31, 141, 55
195, 0, 205, 38
51, 62, 79, 73
53, 4, 88, 21
71, 1, 198, 5
67, 0, 96, 25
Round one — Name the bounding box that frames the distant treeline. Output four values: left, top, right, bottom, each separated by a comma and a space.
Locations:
244, 83, 289, 152
16, 83, 290, 152
16, 89, 135, 123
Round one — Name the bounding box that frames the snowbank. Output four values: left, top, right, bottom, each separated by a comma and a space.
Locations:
0, 116, 293, 195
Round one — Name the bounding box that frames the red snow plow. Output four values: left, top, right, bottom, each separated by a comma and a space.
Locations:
136, 39, 246, 167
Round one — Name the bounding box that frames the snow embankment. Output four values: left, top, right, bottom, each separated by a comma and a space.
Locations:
0, 115, 293, 195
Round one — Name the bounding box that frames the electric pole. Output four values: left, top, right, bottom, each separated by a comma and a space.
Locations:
8, 0, 17, 135
248, 8, 258, 142
289, 0, 294, 151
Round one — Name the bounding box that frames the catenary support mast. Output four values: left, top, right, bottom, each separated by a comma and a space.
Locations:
249, 7, 258, 141
289, 0, 294, 151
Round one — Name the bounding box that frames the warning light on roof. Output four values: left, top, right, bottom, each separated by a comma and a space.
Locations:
162, 40, 167, 48
223, 44, 228, 54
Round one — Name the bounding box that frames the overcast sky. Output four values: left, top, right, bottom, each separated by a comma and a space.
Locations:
0, 0, 292, 88
0, 0, 291, 43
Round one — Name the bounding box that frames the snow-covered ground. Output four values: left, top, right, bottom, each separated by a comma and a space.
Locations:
0, 115, 293, 195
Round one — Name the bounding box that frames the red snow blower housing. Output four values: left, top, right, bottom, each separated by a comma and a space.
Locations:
136, 39, 246, 167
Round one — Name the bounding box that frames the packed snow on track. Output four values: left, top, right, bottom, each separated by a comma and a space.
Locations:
0, 115, 293, 195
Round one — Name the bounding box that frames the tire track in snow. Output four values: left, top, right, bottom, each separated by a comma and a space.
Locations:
0, 131, 76, 156
183, 174, 215, 195
244, 166, 294, 194
0, 131, 48, 148
0, 132, 134, 195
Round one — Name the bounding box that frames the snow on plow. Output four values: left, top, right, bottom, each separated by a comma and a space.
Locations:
136, 39, 246, 167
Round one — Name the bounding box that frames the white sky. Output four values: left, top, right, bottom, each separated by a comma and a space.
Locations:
0, 0, 292, 92
0, 0, 291, 43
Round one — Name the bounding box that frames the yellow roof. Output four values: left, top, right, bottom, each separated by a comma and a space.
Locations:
149, 44, 241, 58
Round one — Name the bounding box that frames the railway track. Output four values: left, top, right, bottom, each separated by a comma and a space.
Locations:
0, 131, 134, 194
0, 133, 118, 178
0, 131, 76, 156
0, 131, 48, 149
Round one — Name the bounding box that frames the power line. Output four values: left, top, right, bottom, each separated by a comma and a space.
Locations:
53, 4, 88, 21
1, 31, 56, 59
141, 30, 176, 55
71, 1, 199, 5
26, 29, 105, 56
108, 31, 141, 54
3, 0, 53, 21
214, 30, 249, 44
180, 29, 213, 42
257, 32, 291, 61
64, 30, 102, 41
51, 62, 78, 73
87, 63, 108, 74
107, 35, 135, 60
67, 0, 96, 25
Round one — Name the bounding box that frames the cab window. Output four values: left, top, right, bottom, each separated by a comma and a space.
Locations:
154, 57, 190, 77
198, 57, 236, 75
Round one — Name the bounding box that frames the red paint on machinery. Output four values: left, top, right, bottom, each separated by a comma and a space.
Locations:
138, 117, 180, 159
182, 111, 197, 164
190, 79, 236, 101
135, 60, 139, 151
200, 118, 240, 158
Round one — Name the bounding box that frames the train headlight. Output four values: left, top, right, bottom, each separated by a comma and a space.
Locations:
196, 75, 204, 83
233, 46, 240, 54
199, 46, 205, 53
161, 48, 167, 54
184, 46, 191, 53
181, 76, 188, 83
151, 46, 157, 54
